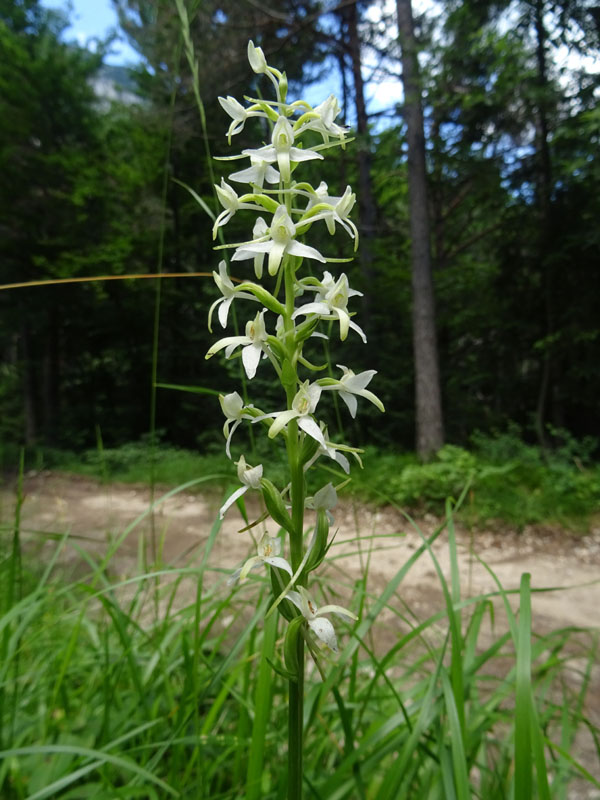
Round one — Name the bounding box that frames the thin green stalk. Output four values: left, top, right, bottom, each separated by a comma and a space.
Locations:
148, 40, 182, 613
288, 636, 305, 800
280, 255, 306, 800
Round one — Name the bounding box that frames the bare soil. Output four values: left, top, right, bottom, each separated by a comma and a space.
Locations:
5, 471, 599, 631
2, 471, 599, 793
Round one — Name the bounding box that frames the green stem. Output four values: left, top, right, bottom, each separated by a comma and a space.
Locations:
288, 636, 305, 800
281, 256, 305, 800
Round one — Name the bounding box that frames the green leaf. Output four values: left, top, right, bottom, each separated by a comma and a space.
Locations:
283, 616, 305, 682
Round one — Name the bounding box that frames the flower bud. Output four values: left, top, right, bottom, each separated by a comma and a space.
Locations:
248, 41, 268, 74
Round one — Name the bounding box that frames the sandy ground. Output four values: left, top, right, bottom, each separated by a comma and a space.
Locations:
2, 471, 599, 793
4, 471, 599, 629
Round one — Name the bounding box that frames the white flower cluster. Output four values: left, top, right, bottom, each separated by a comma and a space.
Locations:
206, 42, 384, 657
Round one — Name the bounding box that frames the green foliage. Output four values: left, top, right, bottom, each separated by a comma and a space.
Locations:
0, 492, 597, 797
346, 435, 600, 530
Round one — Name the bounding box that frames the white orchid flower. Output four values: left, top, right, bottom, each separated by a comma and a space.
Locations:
320, 365, 385, 418
208, 261, 259, 331
229, 155, 280, 189
232, 205, 326, 277
218, 95, 265, 142
242, 116, 323, 183
293, 271, 366, 342
301, 183, 359, 244
219, 391, 254, 458
286, 586, 357, 653
212, 179, 263, 238
302, 424, 364, 474
254, 380, 326, 447
219, 455, 263, 519
295, 94, 349, 143
228, 533, 293, 585
206, 310, 269, 379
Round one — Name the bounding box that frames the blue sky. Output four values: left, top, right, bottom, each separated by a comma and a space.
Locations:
42, 0, 140, 64
39, 0, 404, 118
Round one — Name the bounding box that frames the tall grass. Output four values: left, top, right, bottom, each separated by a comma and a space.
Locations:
0, 478, 598, 798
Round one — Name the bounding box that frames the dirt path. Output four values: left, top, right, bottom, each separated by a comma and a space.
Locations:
3, 471, 600, 631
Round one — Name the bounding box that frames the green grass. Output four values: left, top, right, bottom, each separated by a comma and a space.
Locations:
0, 480, 598, 798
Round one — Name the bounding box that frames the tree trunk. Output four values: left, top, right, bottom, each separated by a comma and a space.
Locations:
532, 0, 553, 451
339, 2, 376, 330
396, 0, 444, 459
20, 317, 37, 446
42, 302, 60, 446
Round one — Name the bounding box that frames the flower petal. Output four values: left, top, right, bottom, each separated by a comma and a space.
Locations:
292, 302, 329, 319
239, 555, 264, 583
219, 485, 248, 519
286, 591, 304, 613
218, 296, 233, 329
289, 147, 324, 163
206, 335, 249, 359
339, 390, 358, 419
308, 617, 338, 652
318, 604, 358, 621
268, 240, 287, 276
264, 556, 293, 575
298, 416, 327, 446
268, 409, 299, 439
286, 240, 327, 263
348, 319, 367, 343
224, 418, 242, 459
242, 343, 262, 379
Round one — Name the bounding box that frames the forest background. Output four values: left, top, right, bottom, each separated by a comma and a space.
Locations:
1, 0, 599, 493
